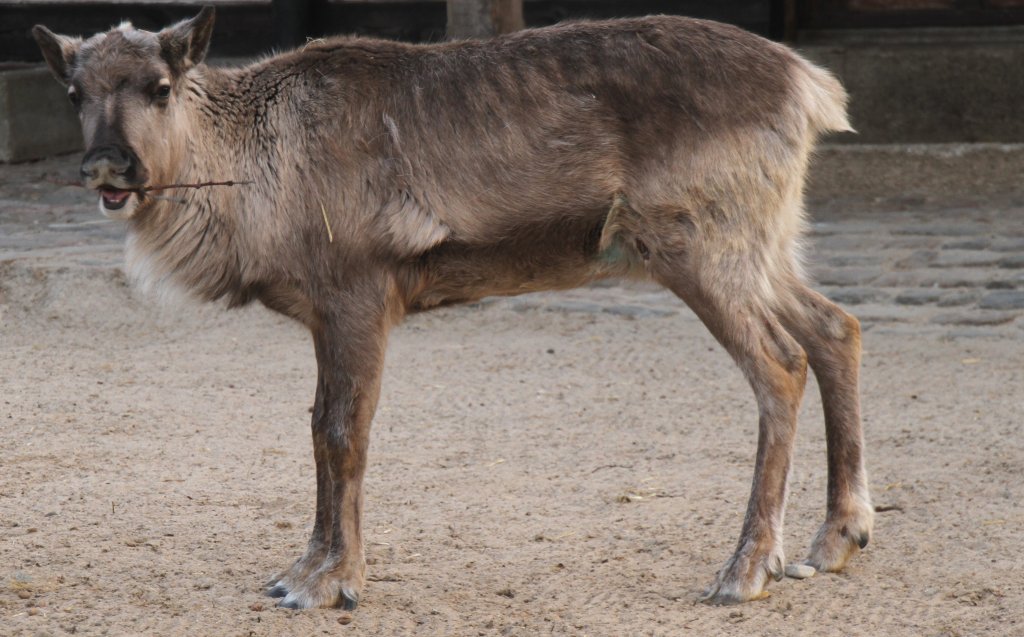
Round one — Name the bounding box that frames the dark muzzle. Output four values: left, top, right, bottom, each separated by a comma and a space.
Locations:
80, 144, 146, 188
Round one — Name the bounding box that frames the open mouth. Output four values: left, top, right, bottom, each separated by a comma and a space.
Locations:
94, 186, 144, 219
99, 187, 135, 211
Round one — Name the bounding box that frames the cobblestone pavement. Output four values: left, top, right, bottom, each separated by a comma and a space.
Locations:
2, 153, 1023, 339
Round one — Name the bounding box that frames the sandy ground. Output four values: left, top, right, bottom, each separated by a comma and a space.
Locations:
2, 153, 1023, 637
1, 251, 1023, 636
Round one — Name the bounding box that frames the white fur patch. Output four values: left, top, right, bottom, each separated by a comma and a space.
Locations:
791, 58, 854, 135
124, 231, 194, 308
381, 192, 450, 254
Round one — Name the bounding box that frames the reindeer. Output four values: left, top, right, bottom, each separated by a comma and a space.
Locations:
32, 6, 873, 610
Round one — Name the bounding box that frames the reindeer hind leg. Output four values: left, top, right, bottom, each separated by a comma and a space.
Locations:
650, 242, 809, 603
775, 280, 873, 572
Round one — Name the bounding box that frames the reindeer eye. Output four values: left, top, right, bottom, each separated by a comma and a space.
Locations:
67, 88, 81, 108
153, 81, 171, 101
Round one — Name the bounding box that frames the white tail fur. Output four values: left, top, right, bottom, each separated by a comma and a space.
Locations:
793, 58, 854, 135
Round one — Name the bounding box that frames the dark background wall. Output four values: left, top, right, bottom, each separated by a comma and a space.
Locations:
4, 0, 1023, 63
2, 1, 777, 62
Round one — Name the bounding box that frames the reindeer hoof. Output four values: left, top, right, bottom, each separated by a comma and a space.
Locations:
699, 546, 781, 605
266, 583, 288, 598
700, 586, 770, 605
276, 588, 358, 611
805, 503, 874, 573
274, 574, 364, 610
857, 532, 870, 549
340, 587, 359, 611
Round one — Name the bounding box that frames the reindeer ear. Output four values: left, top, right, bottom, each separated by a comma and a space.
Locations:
32, 25, 81, 85
158, 5, 216, 72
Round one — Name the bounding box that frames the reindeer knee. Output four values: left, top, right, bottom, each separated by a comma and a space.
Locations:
763, 317, 807, 379
780, 347, 808, 406
790, 346, 809, 381
820, 308, 861, 357
840, 311, 861, 344
809, 296, 860, 346
753, 322, 807, 411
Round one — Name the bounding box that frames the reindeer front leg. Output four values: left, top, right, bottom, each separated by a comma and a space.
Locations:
268, 282, 396, 610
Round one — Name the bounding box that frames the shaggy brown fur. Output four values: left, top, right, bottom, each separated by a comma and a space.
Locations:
34, 7, 872, 610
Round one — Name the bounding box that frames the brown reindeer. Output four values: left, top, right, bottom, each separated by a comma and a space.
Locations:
33, 7, 872, 610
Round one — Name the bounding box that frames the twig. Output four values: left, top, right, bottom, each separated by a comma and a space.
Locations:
304, 36, 327, 50
41, 177, 252, 194
142, 180, 252, 193
320, 201, 334, 243
874, 504, 904, 513
43, 177, 83, 188
148, 195, 188, 204
590, 463, 634, 474
367, 574, 403, 582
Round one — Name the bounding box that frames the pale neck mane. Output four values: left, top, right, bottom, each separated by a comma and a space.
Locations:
124, 64, 266, 307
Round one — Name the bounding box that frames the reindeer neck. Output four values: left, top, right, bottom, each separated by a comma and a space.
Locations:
124, 66, 262, 306
178, 66, 262, 196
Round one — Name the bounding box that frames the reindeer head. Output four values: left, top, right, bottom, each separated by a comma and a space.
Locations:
33, 7, 216, 219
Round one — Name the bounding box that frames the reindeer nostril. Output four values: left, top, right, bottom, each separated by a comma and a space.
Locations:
80, 145, 139, 185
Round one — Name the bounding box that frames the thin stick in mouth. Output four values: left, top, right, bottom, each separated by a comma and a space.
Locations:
147, 194, 188, 204
141, 180, 253, 193
42, 177, 253, 193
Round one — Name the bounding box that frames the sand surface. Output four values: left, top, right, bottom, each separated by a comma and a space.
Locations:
2, 256, 1022, 636
3, 154, 1024, 636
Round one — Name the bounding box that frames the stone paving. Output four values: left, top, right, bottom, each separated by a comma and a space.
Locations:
2, 153, 1023, 339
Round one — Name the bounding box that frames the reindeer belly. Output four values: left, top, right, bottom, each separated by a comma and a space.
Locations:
401, 212, 642, 312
